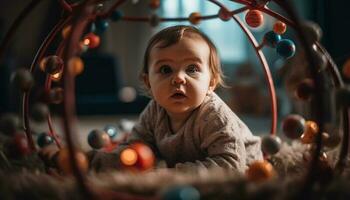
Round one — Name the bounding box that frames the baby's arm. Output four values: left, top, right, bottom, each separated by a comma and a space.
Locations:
90, 101, 159, 171
176, 116, 262, 173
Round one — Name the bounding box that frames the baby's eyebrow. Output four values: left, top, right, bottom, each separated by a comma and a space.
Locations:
154, 59, 173, 66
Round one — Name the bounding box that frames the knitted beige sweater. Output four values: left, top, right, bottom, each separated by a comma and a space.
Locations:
90, 93, 263, 172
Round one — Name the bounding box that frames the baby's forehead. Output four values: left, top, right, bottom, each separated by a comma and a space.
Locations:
154, 31, 205, 48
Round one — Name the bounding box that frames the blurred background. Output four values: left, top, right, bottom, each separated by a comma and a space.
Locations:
0, 0, 349, 141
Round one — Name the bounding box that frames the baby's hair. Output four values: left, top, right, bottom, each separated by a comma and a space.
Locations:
140, 25, 225, 90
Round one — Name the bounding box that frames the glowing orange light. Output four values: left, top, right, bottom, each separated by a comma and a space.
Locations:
51, 72, 62, 81
120, 148, 138, 166
83, 38, 90, 46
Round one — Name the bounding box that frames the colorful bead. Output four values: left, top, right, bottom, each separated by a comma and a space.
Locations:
83, 33, 100, 49
0, 113, 20, 136
295, 78, 315, 101
149, 0, 160, 9
261, 135, 281, 155
322, 132, 341, 149
189, 12, 201, 25
301, 21, 322, 42
30, 103, 49, 122
263, 31, 281, 47
120, 148, 138, 166
103, 125, 119, 139
95, 20, 109, 33
37, 132, 54, 148
110, 10, 123, 21
273, 21, 286, 34
87, 129, 111, 149
246, 160, 275, 182
162, 185, 200, 200
12, 132, 31, 157
300, 121, 319, 144
61, 25, 72, 39
68, 56, 84, 76
245, 10, 264, 28
57, 148, 89, 174
218, 8, 231, 21
40, 55, 64, 75
342, 58, 350, 79
276, 39, 296, 59
282, 114, 305, 139
48, 87, 64, 104
120, 142, 155, 171
12, 69, 34, 92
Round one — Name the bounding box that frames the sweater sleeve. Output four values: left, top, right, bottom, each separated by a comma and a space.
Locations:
89, 100, 159, 171
175, 116, 248, 173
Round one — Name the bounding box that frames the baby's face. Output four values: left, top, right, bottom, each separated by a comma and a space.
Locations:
145, 34, 215, 118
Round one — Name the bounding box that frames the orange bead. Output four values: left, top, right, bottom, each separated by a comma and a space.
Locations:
83, 33, 100, 49
120, 142, 155, 171
245, 10, 264, 28
62, 25, 72, 39
301, 120, 319, 144
68, 56, 84, 76
120, 148, 138, 166
273, 21, 287, 34
342, 58, 350, 79
246, 160, 275, 182
189, 12, 201, 25
57, 148, 89, 175
149, 0, 160, 9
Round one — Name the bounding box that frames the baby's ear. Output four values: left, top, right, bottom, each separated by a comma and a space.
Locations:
209, 78, 217, 91
142, 73, 151, 89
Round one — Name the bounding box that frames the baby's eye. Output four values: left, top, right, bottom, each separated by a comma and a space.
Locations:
159, 65, 172, 74
186, 64, 199, 74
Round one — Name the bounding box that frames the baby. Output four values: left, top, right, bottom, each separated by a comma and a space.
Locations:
90, 25, 263, 172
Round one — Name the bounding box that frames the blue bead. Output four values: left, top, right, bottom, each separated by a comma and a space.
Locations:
103, 125, 118, 139
276, 39, 296, 59
110, 10, 123, 21
95, 20, 109, 32
37, 132, 54, 148
163, 186, 200, 200
263, 31, 281, 47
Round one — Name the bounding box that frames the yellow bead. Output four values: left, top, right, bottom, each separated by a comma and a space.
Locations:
68, 56, 84, 76
189, 12, 201, 25
246, 160, 275, 182
301, 120, 319, 144
273, 21, 287, 34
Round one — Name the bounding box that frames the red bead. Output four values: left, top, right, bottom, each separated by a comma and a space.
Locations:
149, 0, 160, 9
218, 8, 231, 21
83, 33, 100, 49
273, 21, 287, 34
245, 10, 264, 28
189, 12, 201, 25
120, 142, 155, 171
40, 55, 64, 75
342, 58, 350, 79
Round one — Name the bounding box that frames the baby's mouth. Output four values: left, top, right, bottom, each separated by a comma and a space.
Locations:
171, 92, 186, 99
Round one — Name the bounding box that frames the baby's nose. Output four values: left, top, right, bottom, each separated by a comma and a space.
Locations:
172, 72, 186, 85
